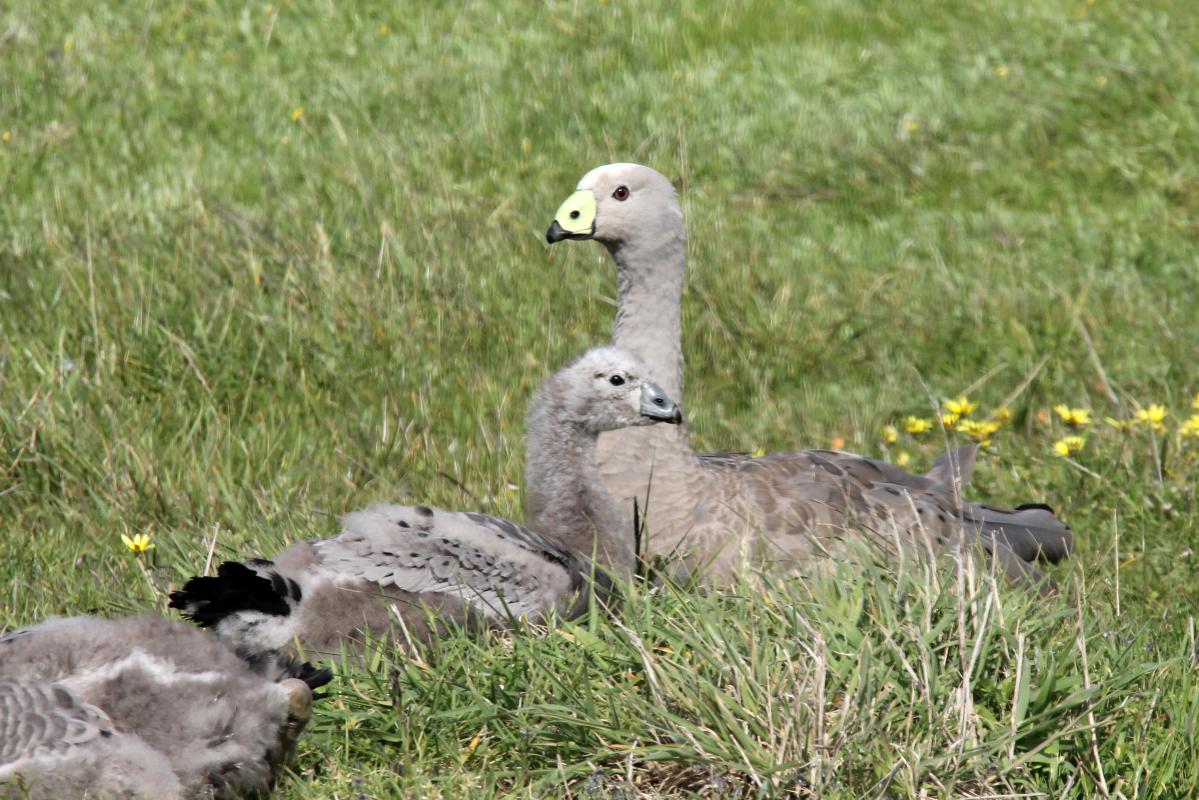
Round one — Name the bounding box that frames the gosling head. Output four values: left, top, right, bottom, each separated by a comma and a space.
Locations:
545, 346, 682, 433
546, 163, 683, 249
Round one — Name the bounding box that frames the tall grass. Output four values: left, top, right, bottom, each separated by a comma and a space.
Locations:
2, 0, 1198, 795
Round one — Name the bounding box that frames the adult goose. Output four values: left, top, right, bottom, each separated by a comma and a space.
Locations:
0, 614, 329, 800
546, 163, 1073, 589
170, 347, 681, 659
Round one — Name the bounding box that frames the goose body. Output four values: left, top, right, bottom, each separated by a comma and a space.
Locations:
171, 347, 681, 658
0, 615, 327, 800
547, 163, 1073, 588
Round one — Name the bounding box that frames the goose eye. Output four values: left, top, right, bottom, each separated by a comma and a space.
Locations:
609, 375, 625, 386
612, 185, 630, 201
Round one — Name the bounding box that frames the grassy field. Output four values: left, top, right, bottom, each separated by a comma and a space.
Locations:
3, 0, 1199, 796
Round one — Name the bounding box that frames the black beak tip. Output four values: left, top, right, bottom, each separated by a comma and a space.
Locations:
546, 220, 567, 244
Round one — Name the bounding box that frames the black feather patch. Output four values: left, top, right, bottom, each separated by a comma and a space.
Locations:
1015, 502, 1057, 514
168, 561, 293, 628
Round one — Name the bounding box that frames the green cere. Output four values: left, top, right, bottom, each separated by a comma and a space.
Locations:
552, 189, 597, 237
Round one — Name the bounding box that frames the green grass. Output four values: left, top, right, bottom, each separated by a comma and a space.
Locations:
2, 0, 1199, 795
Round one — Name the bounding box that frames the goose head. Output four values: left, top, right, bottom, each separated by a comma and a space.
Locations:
550, 347, 682, 431
546, 163, 683, 249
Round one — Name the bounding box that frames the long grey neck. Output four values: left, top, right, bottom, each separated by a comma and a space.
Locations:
608, 229, 686, 406
525, 404, 636, 580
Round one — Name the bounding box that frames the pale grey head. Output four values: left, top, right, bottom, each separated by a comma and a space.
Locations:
544, 164, 689, 403
545, 163, 683, 249
545, 346, 682, 430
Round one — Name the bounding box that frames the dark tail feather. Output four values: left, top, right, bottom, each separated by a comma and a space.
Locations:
964, 503, 1074, 564
168, 561, 296, 628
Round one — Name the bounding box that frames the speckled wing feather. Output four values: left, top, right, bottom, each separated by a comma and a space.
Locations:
685, 447, 1069, 592
0, 680, 114, 772
312, 503, 606, 621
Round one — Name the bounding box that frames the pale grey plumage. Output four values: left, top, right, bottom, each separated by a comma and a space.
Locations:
0, 615, 316, 800
547, 163, 1074, 590
171, 347, 681, 658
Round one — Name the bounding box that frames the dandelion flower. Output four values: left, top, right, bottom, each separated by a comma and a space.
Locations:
882, 425, 899, 444
1053, 404, 1092, 428
904, 416, 933, 435
992, 406, 1013, 425
1134, 404, 1167, 432
290, 106, 304, 122
121, 533, 155, 554
1181, 414, 1199, 439
1, 131, 11, 142
939, 412, 960, 431
896, 451, 911, 468
752, 447, 766, 459
943, 396, 976, 417
1052, 436, 1086, 457
959, 419, 1000, 446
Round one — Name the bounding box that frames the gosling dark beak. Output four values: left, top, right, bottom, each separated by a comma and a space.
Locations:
640, 382, 683, 424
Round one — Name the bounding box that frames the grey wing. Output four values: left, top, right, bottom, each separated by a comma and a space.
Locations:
312, 503, 588, 621
702, 448, 1063, 592
799, 447, 1073, 564
0, 680, 114, 770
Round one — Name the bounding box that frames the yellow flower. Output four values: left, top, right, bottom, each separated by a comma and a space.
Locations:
121, 533, 155, 554
940, 412, 959, 431
904, 416, 933, 435
881, 425, 899, 444
1053, 404, 1092, 428
896, 451, 911, 468
290, 106, 304, 122
378, 24, 390, 35
1105, 416, 1134, 432
992, 406, 1013, 425
751, 447, 766, 459
1192, 392, 1199, 411
995, 65, 1009, 77
1134, 404, 1167, 432
958, 419, 1000, 446
1181, 414, 1199, 439
943, 396, 975, 417
1, 131, 11, 142
1052, 436, 1086, 457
